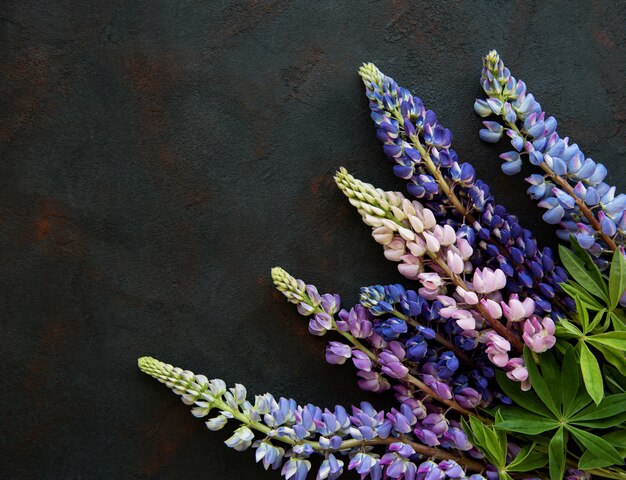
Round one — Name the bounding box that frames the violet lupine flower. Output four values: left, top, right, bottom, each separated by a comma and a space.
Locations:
138, 357, 489, 480
476, 50, 626, 265
359, 62, 570, 317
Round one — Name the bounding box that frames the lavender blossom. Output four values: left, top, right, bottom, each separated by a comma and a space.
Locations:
476, 50, 625, 264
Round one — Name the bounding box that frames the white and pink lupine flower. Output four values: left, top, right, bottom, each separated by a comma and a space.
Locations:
505, 357, 531, 391
471, 267, 507, 294
501, 294, 536, 322
418, 272, 444, 300
480, 298, 503, 319
481, 331, 511, 368
455, 286, 479, 305
522, 315, 556, 353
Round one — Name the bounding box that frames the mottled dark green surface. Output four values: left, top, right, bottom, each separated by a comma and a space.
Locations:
1, 1, 625, 478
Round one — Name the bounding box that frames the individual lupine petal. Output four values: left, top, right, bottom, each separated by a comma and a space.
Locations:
206, 414, 228, 431
604, 193, 626, 215
225, 425, 255, 452
526, 173, 549, 199
348, 452, 380, 477
585, 186, 600, 206
522, 315, 556, 353
398, 254, 422, 279
504, 357, 530, 390
352, 350, 373, 371
501, 294, 535, 322
599, 210, 618, 237
309, 312, 333, 336
317, 453, 343, 480
325, 342, 352, 365
455, 286, 479, 305
446, 250, 464, 274
474, 99, 492, 117
439, 460, 465, 478
357, 370, 390, 393
281, 458, 312, 480
480, 298, 502, 319
481, 331, 511, 367
553, 187, 576, 209
479, 120, 503, 142
538, 197, 564, 224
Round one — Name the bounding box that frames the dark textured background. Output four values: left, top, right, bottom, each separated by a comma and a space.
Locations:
1, 1, 625, 478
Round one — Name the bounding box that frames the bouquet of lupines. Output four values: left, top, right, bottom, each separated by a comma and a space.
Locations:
138, 51, 626, 480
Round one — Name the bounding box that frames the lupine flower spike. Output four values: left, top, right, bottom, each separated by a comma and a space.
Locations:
475, 50, 626, 267
138, 357, 488, 479
359, 62, 572, 318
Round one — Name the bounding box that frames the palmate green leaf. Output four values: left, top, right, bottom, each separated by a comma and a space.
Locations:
579, 341, 604, 404
559, 244, 608, 302
506, 443, 549, 472
572, 411, 626, 428
573, 294, 590, 332
610, 310, 626, 331
495, 371, 551, 417
561, 345, 581, 416
539, 349, 562, 408
496, 407, 559, 435
568, 426, 625, 469
588, 308, 607, 332
571, 393, 626, 422
609, 249, 626, 310
560, 281, 604, 310
605, 365, 626, 394
555, 320, 583, 339
548, 427, 566, 480
465, 416, 506, 467
601, 430, 626, 448
594, 343, 626, 376
587, 331, 626, 349
523, 347, 559, 415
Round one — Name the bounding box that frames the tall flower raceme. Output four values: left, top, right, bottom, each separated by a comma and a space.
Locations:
139, 58, 626, 480
271, 267, 496, 420
475, 50, 626, 268
138, 356, 491, 479
359, 63, 573, 318
334, 167, 559, 388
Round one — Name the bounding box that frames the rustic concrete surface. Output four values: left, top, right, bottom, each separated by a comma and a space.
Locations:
1, 1, 625, 478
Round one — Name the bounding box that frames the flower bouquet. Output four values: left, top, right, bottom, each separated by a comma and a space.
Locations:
138, 51, 626, 480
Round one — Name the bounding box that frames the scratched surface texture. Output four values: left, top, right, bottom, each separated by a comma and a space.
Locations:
1, 1, 625, 478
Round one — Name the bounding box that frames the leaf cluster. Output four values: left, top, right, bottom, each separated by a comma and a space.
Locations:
495, 347, 626, 480
557, 243, 626, 403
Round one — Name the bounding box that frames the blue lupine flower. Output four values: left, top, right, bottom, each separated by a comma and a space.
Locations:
477, 50, 625, 262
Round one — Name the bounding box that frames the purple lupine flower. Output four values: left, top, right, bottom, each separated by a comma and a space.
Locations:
336, 304, 373, 338
325, 342, 352, 365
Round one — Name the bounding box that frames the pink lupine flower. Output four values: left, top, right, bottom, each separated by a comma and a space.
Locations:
522, 316, 556, 353
383, 237, 405, 262
446, 250, 464, 274
472, 267, 507, 294
505, 357, 531, 390
501, 294, 536, 322
418, 272, 444, 300
480, 298, 503, 319
455, 286, 478, 305
398, 254, 422, 279
482, 331, 511, 367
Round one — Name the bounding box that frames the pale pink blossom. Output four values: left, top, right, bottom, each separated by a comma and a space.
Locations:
472, 267, 507, 294
455, 286, 479, 305
480, 298, 503, 319
501, 294, 535, 322
522, 316, 556, 353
